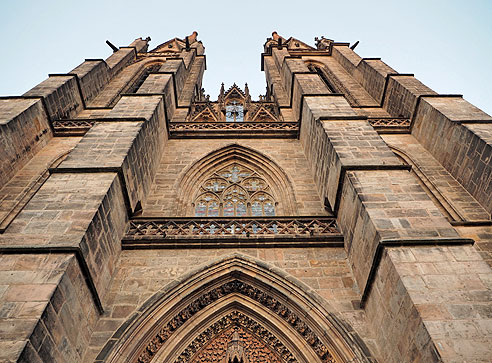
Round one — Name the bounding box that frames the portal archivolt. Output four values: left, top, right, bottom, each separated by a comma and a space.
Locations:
98, 254, 373, 363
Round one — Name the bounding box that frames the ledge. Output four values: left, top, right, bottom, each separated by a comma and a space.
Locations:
360, 237, 475, 308
123, 216, 343, 248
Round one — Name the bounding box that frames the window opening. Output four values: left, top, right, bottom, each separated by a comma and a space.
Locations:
225, 101, 244, 122
308, 64, 336, 93
193, 164, 276, 216
128, 64, 161, 94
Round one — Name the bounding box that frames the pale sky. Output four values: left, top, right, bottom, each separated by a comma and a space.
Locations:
1, 0, 491, 115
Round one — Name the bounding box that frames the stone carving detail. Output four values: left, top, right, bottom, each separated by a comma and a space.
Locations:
136, 280, 336, 363
169, 121, 297, 132
368, 118, 410, 129
314, 36, 333, 50
126, 217, 339, 240
52, 120, 95, 135
176, 311, 291, 363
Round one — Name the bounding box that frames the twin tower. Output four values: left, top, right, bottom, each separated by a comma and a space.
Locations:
0, 31, 491, 362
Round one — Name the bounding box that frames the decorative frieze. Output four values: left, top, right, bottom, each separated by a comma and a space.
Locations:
170, 121, 298, 131
124, 217, 341, 247
367, 117, 410, 131
52, 120, 95, 135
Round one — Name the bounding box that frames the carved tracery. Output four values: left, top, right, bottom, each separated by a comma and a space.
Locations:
177, 145, 297, 216
177, 312, 290, 363
99, 256, 373, 363
186, 83, 281, 123
193, 163, 276, 217
136, 280, 336, 363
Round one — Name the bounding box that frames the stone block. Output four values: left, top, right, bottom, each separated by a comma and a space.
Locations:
106, 48, 135, 77
383, 76, 436, 118
413, 97, 492, 214
58, 95, 166, 211
1, 172, 127, 302
71, 60, 111, 103
0, 98, 52, 186
23, 75, 84, 120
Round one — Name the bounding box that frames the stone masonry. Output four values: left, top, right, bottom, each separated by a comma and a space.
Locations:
0, 32, 490, 362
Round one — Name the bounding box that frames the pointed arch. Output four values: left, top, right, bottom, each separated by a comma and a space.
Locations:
97, 254, 374, 363
125, 60, 165, 94
304, 60, 360, 107
176, 144, 297, 216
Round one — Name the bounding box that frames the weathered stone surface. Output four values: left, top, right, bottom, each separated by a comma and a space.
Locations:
1, 172, 127, 301
1, 32, 491, 363
0, 254, 98, 362
382, 134, 490, 222
366, 246, 492, 362
412, 97, 492, 214
383, 76, 436, 118
23, 75, 84, 120
0, 137, 80, 232
71, 60, 111, 104
0, 98, 52, 187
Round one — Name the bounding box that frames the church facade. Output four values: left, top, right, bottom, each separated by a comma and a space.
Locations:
0, 31, 491, 362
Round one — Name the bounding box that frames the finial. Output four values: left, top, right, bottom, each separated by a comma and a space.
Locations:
145, 36, 151, 42
188, 31, 198, 43
219, 83, 225, 100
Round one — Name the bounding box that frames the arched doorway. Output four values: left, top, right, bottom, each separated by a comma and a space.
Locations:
97, 254, 373, 362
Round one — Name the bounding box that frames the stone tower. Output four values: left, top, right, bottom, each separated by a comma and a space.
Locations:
0, 31, 491, 362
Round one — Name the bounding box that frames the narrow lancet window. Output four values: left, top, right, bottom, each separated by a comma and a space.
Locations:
128, 64, 161, 93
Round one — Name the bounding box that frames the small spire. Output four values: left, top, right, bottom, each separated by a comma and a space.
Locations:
244, 83, 249, 97
219, 82, 225, 105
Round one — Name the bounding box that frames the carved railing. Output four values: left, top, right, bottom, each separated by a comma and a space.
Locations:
52, 120, 95, 135
168, 121, 299, 138
368, 117, 410, 131
123, 217, 342, 247
169, 121, 298, 131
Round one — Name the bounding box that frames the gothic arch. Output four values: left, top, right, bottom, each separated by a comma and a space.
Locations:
304, 60, 360, 107
124, 59, 166, 94
97, 254, 373, 363
175, 144, 298, 216
105, 58, 168, 107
